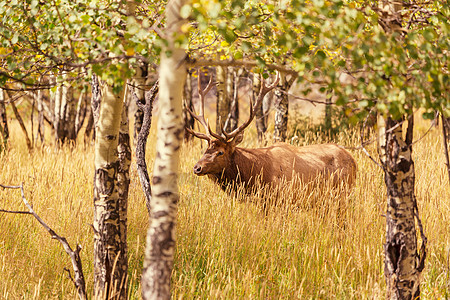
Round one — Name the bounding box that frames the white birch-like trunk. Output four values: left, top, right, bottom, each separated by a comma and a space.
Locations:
93, 83, 126, 298
141, 0, 188, 298
378, 115, 426, 299
53, 81, 62, 142
273, 72, 288, 142
0, 88, 8, 150
216, 63, 229, 134
35, 87, 44, 144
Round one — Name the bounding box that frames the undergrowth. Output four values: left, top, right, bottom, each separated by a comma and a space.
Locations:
0, 116, 448, 299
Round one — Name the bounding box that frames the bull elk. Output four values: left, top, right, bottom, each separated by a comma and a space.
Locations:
187, 73, 357, 194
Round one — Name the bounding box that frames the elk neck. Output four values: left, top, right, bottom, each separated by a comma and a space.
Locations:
207, 147, 264, 192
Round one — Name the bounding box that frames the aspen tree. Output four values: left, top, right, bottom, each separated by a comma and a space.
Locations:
183, 69, 194, 141
93, 82, 126, 299
374, 2, 427, 298
92, 1, 136, 297
273, 72, 288, 142
253, 73, 266, 142
141, 0, 188, 298
216, 64, 229, 134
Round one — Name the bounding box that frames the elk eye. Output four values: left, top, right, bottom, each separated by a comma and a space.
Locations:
218, 151, 224, 156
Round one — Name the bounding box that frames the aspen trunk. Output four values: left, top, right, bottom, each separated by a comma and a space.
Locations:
253, 73, 266, 142
229, 68, 240, 132
441, 114, 450, 185
63, 82, 76, 143
216, 64, 229, 134
325, 90, 332, 134
75, 89, 87, 136
35, 88, 45, 145
116, 92, 131, 299
141, 0, 187, 298
0, 89, 8, 150
444, 116, 450, 141
93, 82, 127, 299
53, 81, 63, 143
262, 89, 273, 130
378, 115, 426, 299
133, 62, 148, 141
136, 83, 158, 216
183, 70, 194, 141
84, 106, 94, 144
273, 72, 289, 142
90, 74, 101, 141
225, 66, 235, 132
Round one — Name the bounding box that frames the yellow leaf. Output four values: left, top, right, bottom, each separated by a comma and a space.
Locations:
181, 23, 191, 33
126, 47, 135, 56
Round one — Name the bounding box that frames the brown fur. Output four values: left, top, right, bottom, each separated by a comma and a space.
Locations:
193, 140, 357, 193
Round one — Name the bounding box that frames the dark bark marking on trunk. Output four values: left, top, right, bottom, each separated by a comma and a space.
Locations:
152, 176, 162, 184
156, 191, 174, 198
153, 211, 169, 218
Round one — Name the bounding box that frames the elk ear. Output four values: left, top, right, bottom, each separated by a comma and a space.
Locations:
232, 132, 244, 146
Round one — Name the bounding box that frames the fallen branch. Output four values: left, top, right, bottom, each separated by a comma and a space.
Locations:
0, 183, 87, 300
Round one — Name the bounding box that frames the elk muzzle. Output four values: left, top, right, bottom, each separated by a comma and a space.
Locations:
193, 163, 204, 175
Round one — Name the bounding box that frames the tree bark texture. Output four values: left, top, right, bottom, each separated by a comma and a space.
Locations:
441, 114, 450, 185
225, 66, 235, 132
262, 88, 273, 130
325, 90, 332, 133
135, 82, 159, 216
75, 89, 87, 136
51, 73, 77, 144
378, 115, 426, 300
63, 81, 76, 143
229, 68, 240, 132
91, 74, 102, 141
216, 64, 229, 134
116, 91, 131, 299
52, 80, 63, 142
273, 72, 289, 142
93, 82, 127, 299
443, 116, 450, 141
84, 106, 94, 144
133, 62, 149, 141
141, 0, 187, 298
183, 70, 194, 141
35, 88, 45, 145
253, 73, 266, 142
0, 89, 9, 150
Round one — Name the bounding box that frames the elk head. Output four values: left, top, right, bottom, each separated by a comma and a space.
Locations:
187, 71, 279, 177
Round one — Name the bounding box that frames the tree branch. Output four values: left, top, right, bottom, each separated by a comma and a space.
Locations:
0, 183, 87, 300
134, 80, 159, 215
188, 58, 298, 76
441, 113, 450, 185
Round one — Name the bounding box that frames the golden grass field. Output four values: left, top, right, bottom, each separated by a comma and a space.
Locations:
0, 114, 449, 299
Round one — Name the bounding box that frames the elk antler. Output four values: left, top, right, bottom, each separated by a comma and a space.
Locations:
186, 71, 223, 142
223, 72, 280, 141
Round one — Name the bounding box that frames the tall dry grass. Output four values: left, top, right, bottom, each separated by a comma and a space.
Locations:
0, 116, 449, 299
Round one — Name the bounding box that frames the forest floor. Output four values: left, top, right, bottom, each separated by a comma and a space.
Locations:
0, 113, 449, 299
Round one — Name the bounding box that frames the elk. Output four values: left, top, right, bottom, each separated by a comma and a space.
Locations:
187, 73, 357, 194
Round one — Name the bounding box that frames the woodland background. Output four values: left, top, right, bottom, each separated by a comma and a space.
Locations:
0, 0, 449, 299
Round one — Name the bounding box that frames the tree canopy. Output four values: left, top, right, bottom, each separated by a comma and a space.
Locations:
0, 0, 448, 116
